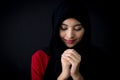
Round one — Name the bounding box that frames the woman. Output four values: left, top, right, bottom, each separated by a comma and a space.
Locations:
31, 0, 92, 80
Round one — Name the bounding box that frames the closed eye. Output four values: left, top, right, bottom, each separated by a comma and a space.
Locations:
60, 24, 68, 30
74, 27, 82, 31
74, 24, 83, 31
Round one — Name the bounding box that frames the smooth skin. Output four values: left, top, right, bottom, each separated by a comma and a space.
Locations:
57, 18, 85, 80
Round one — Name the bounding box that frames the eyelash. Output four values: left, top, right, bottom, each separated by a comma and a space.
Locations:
60, 27, 67, 30
60, 27, 82, 31
74, 28, 81, 31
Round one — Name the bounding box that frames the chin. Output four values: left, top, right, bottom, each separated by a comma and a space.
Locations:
66, 43, 79, 48
66, 45, 75, 48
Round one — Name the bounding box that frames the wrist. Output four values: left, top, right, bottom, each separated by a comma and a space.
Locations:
72, 73, 84, 80
57, 73, 68, 80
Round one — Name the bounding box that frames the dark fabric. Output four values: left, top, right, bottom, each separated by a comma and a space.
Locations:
42, 0, 92, 80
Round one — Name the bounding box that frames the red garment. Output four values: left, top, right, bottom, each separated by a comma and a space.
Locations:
31, 50, 50, 80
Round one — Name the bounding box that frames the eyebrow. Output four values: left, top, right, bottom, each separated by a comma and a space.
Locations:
74, 24, 82, 26
61, 23, 82, 26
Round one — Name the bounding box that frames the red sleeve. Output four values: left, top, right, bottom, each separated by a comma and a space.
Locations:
31, 50, 50, 80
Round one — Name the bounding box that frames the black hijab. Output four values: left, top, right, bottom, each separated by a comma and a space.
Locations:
43, 0, 91, 80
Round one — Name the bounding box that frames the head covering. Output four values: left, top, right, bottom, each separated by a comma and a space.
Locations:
43, 0, 91, 80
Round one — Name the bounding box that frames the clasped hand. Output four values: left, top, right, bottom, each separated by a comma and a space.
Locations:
58, 49, 82, 80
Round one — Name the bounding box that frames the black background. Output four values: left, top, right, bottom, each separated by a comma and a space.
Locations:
0, 0, 114, 80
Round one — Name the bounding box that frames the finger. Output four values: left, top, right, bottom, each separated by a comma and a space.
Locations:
68, 49, 81, 59
65, 54, 81, 66
61, 55, 71, 65
63, 55, 75, 65
65, 49, 81, 63
65, 49, 80, 60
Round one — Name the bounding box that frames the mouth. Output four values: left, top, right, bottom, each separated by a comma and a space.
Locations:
64, 39, 76, 44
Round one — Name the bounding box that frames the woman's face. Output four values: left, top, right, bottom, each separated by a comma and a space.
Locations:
59, 18, 85, 48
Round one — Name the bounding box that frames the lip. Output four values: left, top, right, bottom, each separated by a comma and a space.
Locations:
65, 39, 76, 44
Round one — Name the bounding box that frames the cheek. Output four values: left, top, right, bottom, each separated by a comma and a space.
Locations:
59, 31, 65, 38
77, 31, 84, 40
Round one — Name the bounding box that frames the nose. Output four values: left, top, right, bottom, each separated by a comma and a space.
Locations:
66, 29, 74, 39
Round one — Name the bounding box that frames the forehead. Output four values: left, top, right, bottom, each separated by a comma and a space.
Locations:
62, 18, 81, 24
61, 18, 82, 27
